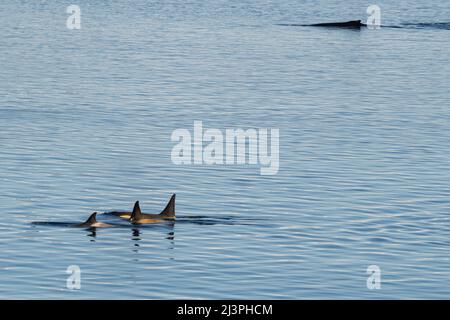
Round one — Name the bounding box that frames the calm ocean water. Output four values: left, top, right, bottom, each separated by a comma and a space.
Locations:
1, 0, 450, 299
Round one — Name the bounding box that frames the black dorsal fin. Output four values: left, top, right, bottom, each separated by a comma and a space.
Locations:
159, 194, 175, 217
130, 201, 142, 220
84, 212, 97, 224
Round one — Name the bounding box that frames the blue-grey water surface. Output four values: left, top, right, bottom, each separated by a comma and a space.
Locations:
1, 0, 450, 299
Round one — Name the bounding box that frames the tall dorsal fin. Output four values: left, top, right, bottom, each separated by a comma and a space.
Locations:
159, 194, 175, 217
84, 212, 97, 224
130, 201, 142, 220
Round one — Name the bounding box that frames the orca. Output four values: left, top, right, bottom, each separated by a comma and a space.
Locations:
130, 195, 176, 224
310, 20, 365, 28
105, 194, 176, 223
32, 212, 114, 228
280, 20, 366, 29
74, 212, 113, 228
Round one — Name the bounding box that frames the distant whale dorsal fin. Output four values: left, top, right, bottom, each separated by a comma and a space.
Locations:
159, 194, 175, 217
131, 201, 143, 220
84, 212, 97, 224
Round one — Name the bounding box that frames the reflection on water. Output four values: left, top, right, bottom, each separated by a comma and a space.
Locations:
87, 228, 96, 240
167, 231, 175, 242
129, 224, 175, 255
131, 228, 141, 255
132, 228, 141, 243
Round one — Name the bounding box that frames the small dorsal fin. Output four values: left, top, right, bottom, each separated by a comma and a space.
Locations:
159, 194, 175, 217
130, 201, 142, 220
84, 212, 97, 224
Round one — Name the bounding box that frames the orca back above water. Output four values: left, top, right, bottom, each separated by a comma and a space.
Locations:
32, 212, 114, 228
130, 194, 176, 224
279, 20, 366, 29
32, 195, 176, 229
105, 194, 176, 223
74, 212, 114, 228
310, 20, 365, 28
